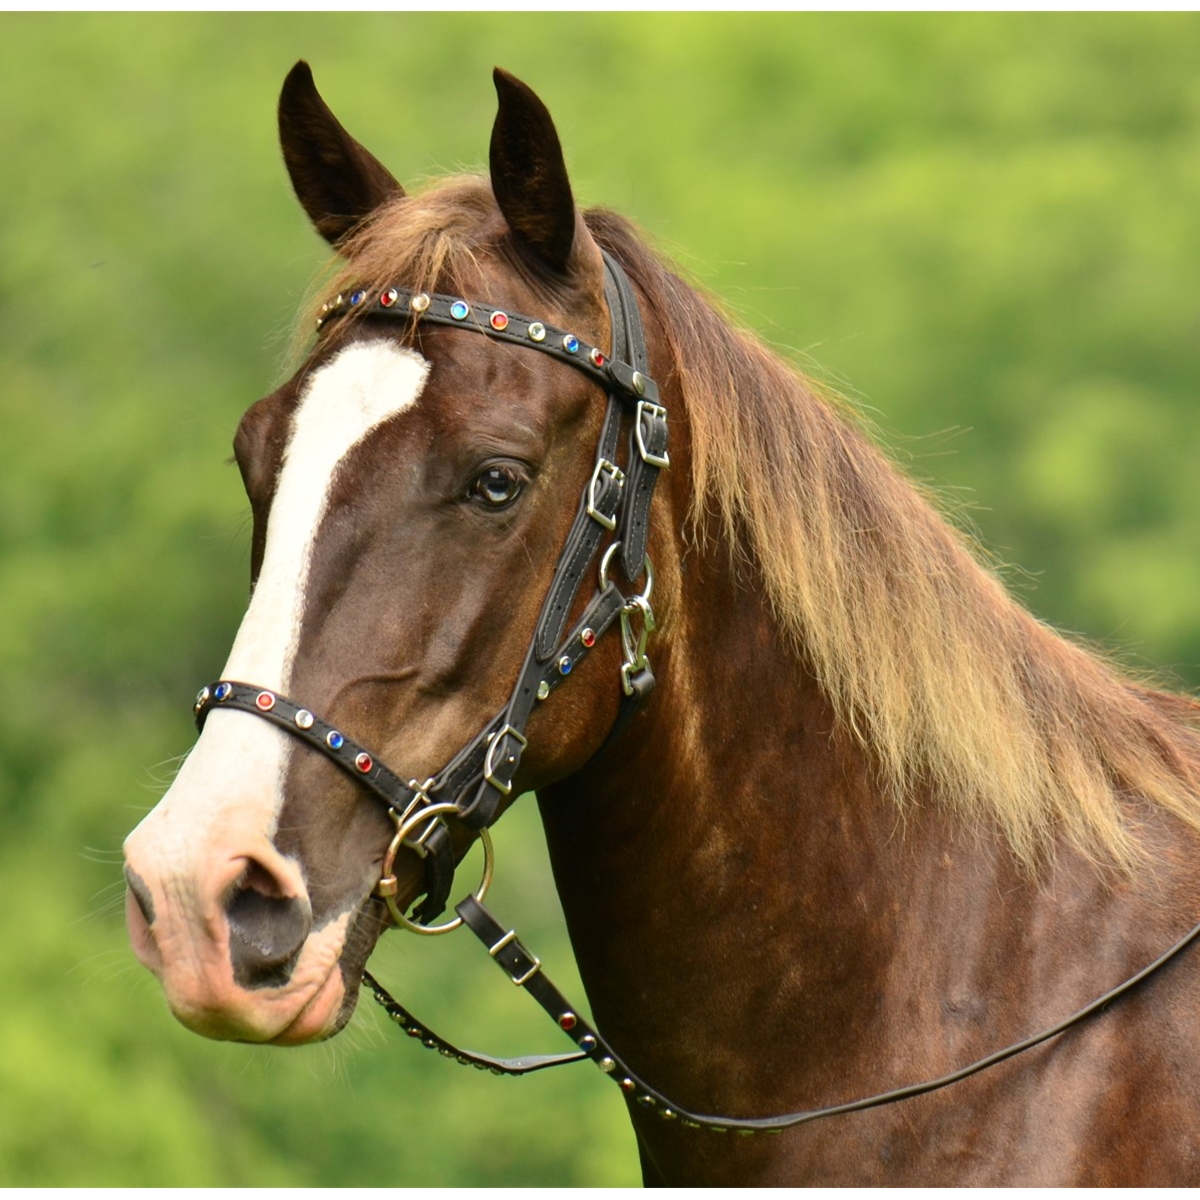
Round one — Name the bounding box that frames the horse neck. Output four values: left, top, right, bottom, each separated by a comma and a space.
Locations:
536, 526, 922, 1111
536, 524, 1188, 1126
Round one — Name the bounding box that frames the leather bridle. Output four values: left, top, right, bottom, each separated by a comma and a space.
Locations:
191, 251, 1200, 1135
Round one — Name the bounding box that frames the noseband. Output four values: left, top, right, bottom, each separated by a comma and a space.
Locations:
191, 251, 1200, 1135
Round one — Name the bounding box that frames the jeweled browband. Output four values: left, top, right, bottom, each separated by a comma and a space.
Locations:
316, 282, 661, 411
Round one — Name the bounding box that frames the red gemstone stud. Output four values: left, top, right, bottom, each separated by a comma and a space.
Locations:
355, 752, 373, 773
255, 691, 276, 711
490, 311, 509, 331
380, 288, 398, 308
558, 1012, 578, 1031
581, 628, 597, 647
590, 348, 606, 367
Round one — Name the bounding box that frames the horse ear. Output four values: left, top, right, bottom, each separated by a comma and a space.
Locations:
489, 69, 598, 281
278, 61, 404, 247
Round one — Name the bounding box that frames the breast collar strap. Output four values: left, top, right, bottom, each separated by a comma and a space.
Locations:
193, 249, 664, 923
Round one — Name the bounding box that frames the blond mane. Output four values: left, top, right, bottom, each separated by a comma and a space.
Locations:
313, 177, 1200, 869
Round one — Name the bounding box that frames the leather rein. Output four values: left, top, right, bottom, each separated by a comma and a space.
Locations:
193, 251, 1200, 1135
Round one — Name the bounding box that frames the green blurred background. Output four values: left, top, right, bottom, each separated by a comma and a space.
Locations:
2, 12, 1198, 1186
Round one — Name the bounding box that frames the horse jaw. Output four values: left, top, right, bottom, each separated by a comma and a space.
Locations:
124, 341, 429, 1043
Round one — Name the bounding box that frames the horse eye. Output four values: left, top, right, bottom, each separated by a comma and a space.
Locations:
470, 465, 524, 509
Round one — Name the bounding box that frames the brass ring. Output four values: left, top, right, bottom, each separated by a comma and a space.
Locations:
376, 801, 493, 936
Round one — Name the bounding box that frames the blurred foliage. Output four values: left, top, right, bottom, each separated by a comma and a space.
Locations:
1, 10, 1198, 1187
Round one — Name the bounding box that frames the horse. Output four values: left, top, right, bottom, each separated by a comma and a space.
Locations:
123, 61, 1200, 1185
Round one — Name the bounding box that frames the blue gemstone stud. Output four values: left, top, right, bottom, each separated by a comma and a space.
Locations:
450, 300, 470, 321
562, 334, 580, 354
349, 290, 366, 306
326, 731, 345, 750
558, 656, 573, 675
214, 682, 232, 702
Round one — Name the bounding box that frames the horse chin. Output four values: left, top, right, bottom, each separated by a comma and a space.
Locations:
264, 965, 351, 1045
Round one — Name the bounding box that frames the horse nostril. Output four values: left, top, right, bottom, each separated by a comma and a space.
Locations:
125, 867, 156, 926
225, 862, 312, 990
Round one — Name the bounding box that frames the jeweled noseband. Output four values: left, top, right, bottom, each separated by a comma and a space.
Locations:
191, 250, 1200, 1136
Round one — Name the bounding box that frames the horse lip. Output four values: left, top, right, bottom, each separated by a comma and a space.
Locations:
264, 966, 348, 1045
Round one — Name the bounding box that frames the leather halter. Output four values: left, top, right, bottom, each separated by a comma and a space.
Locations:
192, 250, 1200, 1135
196, 250, 664, 923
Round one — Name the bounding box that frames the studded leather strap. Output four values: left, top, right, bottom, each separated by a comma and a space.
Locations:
360, 895, 1200, 1136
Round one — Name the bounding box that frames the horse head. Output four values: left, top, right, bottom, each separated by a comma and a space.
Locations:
123, 63, 675, 1045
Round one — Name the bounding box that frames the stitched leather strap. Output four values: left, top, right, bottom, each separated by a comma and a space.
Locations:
602, 253, 668, 584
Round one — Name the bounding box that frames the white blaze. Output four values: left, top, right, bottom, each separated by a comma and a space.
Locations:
227, 340, 430, 689
132, 341, 429, 852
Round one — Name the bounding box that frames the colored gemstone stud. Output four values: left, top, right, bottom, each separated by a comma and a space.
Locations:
355, 752, 373, 773
590, 348, 606, 367
558, 656, 573, 676
450, 300, 470, 321
562, 334, 580, 354
579, 1034, 597, 1052
558, 1012, 577, 1031
410, 292, 430, 313
536, 680, 550, 701
349, 290, 366, 306
620, 1078, 636, 1093
380, 288, 398, 308
295, 709, 314, 730
490, 311, 509, 331
581, 628, 596, 647
194, 686, 211, 712
255, 691, 276, 711
214, 682, 232, 702
326, 731, 344, 750
527, 322, 546, 342
598, 1057, 617, 1074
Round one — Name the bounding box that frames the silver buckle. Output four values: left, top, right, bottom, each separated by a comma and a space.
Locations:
586, 458, 625, 531
483, 724, 528, 796
635, 400, 670, 469
488, 928, 542, 986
